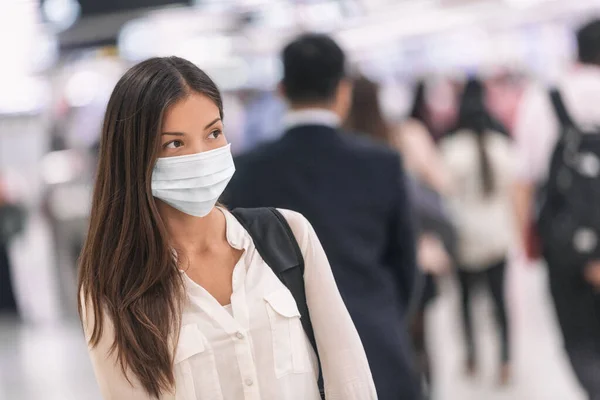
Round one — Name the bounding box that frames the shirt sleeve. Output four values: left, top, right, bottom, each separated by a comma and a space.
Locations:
279, 209, 378, 400
80, 295, 173, 400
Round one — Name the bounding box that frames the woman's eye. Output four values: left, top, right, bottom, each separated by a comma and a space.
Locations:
208, 129, 222, 139
165, 140, 183, 149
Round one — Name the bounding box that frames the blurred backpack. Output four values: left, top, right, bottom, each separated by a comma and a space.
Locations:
537, 89, 600, 268
0, 203, 26, 244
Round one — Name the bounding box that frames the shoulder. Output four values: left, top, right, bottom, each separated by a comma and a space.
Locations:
488, 130, 512, 145
338, 129, 401, 167
487, 132, 516, 159
518, 81, 553, 117
398, 119, 431, 145
439, 130, 472, 152
399, 118, 429, 137
277, 208, 310, 234
339, 129, 393, 154
276, 209, 314, 251
559, 68, 600, 94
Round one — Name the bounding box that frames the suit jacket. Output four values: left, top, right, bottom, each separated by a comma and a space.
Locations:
222, 124, 421, 400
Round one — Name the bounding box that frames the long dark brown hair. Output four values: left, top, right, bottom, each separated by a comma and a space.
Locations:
78, 56, 223, 397
344, 75, 391, 143
409, 80, 427, 122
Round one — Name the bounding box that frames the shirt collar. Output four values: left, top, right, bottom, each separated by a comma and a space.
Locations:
218, 207, 250, 251
179, 208, 251, 300
175, 208, 248, 269
283, 108, 341, 130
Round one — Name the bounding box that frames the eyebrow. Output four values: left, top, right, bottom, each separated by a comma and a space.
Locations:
204, 117, 221, 129
161, 131, 185, 136
161, 118, 221, 136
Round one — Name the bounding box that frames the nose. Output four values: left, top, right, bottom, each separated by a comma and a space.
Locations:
187, 136, 208, 155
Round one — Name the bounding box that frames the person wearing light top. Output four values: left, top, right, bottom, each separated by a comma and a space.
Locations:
513, 19, 600, 400
439, 78, 515, 385
78, 56, 376, 400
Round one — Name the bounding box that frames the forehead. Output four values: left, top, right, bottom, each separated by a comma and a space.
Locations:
162, 93, 220, 131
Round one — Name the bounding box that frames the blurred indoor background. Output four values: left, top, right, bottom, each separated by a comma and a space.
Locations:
1, 0, 599, 399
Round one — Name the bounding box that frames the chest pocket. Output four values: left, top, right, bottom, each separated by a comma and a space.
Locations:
264, 288, 311, 378
174, 324, 223, 400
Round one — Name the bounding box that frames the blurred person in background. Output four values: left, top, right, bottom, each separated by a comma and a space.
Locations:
439, 78, 514, 384
410, 79, 459, 143
486, 71, 527, 135
396, 80, 452, 195
240, 89, 286, 151
0, 174, 26, 316
224, 34, 422, 400
513, 19, 600, 400
79, 56, 376, 400
345, 75, 455, 397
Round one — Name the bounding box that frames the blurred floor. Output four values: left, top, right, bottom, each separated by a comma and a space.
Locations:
0, 254, 588, 400
428, 257, 586, 400
0, 316, 101, 400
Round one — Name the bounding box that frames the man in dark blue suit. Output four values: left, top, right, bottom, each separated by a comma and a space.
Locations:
223, 33, 422, 400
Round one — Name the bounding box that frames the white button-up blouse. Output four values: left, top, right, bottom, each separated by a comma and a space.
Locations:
83, 209, 377, 400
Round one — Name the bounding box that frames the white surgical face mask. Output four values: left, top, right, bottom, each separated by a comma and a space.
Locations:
151, 144, 235, 217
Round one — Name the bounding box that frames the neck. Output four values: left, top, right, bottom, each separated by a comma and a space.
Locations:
289, 102, 336, 113
575, 61, 600, 71
157, 203, 225, 257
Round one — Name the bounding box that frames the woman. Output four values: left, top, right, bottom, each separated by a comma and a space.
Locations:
438, 78, 514, 384
345, 76, 454, 394
391, 80, 451, 196
78, 57, 376, 400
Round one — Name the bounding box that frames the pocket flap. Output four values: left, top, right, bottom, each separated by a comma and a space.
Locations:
174, 324, 206, 364
264, 289, 301, 318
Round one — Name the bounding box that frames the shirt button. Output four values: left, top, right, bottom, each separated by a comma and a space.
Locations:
236, 332, 245, 340
245, 378, 254, 387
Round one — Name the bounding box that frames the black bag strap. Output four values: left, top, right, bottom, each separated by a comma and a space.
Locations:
230, 207, 324, 398
550, 88, 579, 132
549, 88, 587, 167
